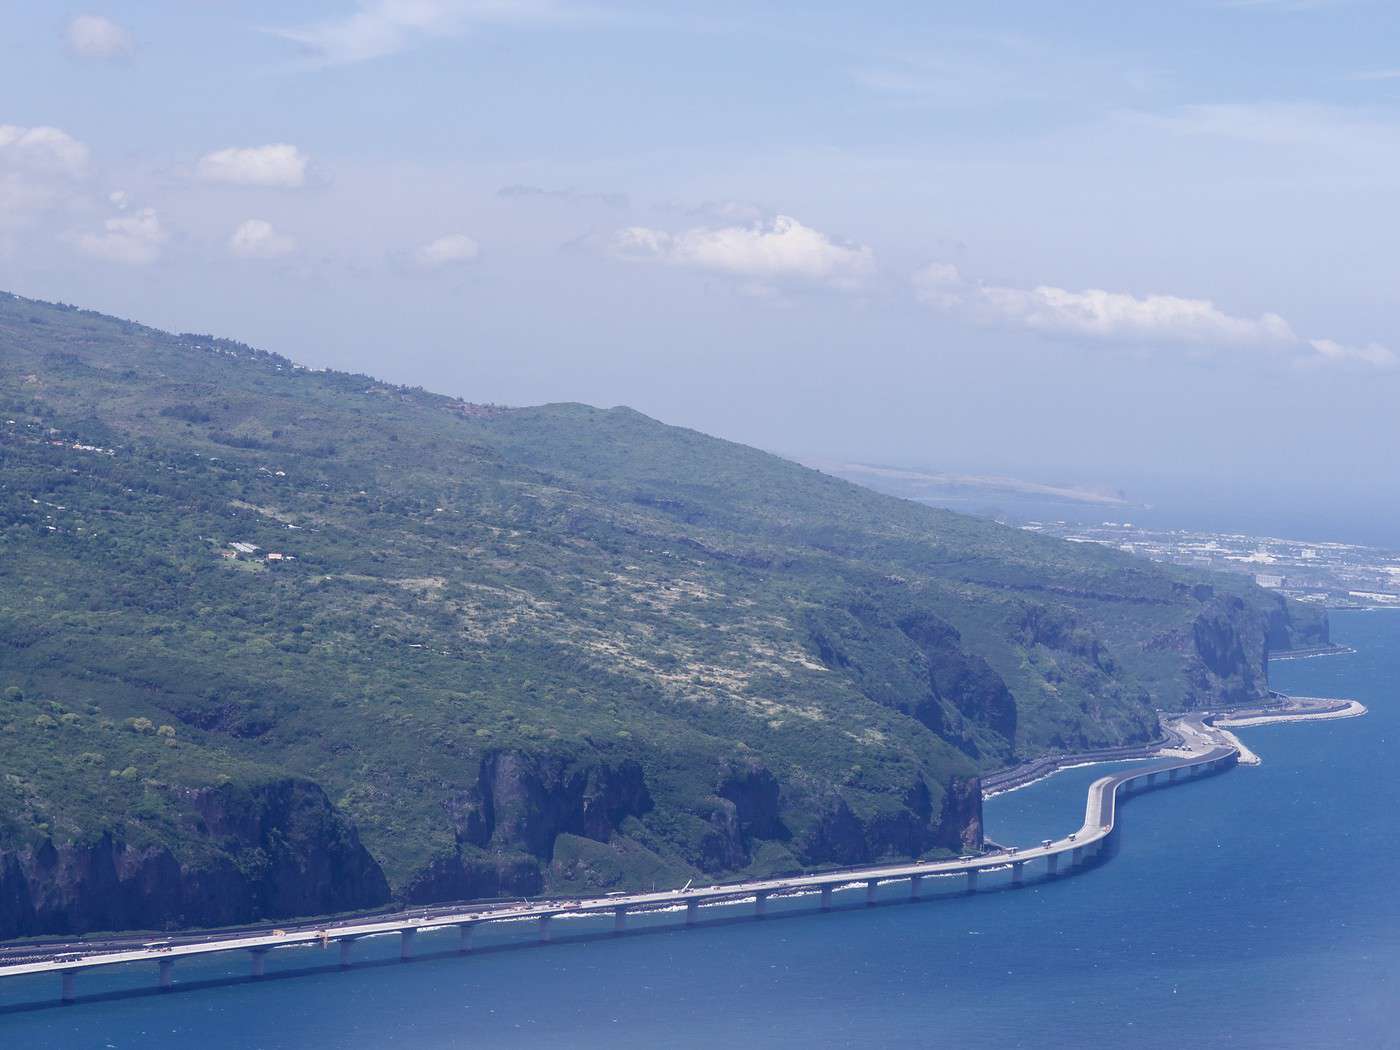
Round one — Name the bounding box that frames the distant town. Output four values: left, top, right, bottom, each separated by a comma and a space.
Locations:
1024, 521, 1400, 610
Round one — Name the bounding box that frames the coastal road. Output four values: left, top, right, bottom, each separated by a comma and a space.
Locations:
0, 741, 1242, 1000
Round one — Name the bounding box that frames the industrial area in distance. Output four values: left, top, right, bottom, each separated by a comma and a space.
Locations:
1025, 521, 1400, 613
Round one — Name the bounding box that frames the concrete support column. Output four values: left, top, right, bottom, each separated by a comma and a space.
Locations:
339, 938, 355, 967
1169, 767, 1179, 781
1072, 846, 1084, 867
458, 925, 474, 953
60, 970, 77, 1004
157, 958, 174, 990
250, 948, 269, 979
400, 928, 417, 961
820, 885, 833, 911
865, 879, 879, 906
1047, 853, 1059, 876
1012, 861, 1025, 885
539, 914, 553, 943
685, 900, 699, 926
613, 906, 627, 934
910, 874, 923, 900
965, 869, 979, 893
754, 891, 770, 918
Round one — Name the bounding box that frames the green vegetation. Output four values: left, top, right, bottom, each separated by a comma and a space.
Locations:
0, 291, 1322, 909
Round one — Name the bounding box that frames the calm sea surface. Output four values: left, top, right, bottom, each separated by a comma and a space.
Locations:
5, 610, 1397, 1048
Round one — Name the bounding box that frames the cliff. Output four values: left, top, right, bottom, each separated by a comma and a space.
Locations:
0, 779, 387, 938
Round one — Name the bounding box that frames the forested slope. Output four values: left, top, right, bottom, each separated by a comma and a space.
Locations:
0, 292, 1325, 937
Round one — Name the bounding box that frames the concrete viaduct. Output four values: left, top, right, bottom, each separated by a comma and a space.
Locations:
0, 744, 1238, 1005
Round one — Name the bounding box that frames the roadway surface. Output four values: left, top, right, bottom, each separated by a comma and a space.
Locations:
0, 740, 1240, 988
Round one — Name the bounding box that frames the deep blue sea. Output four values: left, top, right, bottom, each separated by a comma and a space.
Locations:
4, 610, 1397, 1049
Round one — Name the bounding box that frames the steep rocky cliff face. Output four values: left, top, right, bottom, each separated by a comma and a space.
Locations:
1171, 591, 1295, 707
0, 779, 387, 939
404, 751, 652, 903
798, 775, 982, 865
803, 599, 1017, 763
1263, 593, 1331, 653
405, 753, 983, 899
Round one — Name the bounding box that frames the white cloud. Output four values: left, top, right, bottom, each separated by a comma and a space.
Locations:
0, 125, 89, 231
914, 263, 1394, 368
67, 14, 134, 59
77, 207, 166, 264
229, 219, 296, 259
414, 233, 479, 268
612, 215, 874, 289
196, 144, 308, 188
269, 0, 577, 66
1351, 69, 1400, 81
0, 125, 89, 175
1307, 338, 1397, 368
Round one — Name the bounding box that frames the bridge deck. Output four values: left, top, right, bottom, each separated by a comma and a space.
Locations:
0, 743, 1238, 986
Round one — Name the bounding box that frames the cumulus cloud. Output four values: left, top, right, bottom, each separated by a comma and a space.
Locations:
229, 219, 296, 259
914, 263, 1394, 368
196, 144, 308, 188
77, 207, 166, 264
414, 233, 479, 268
0, 125, 89, 175
269, 0, 577, 67
612, 215, 874, 289
67, 14, 134, 59
0, 125, 89, 231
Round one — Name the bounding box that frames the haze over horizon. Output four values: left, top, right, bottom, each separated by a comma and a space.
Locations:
4, 2, 1399, 539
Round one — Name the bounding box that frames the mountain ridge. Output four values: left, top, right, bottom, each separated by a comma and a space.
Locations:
0, 291, 1325, 938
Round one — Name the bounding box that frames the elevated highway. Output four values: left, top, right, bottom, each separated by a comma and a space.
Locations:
0, 740, 1241, 1005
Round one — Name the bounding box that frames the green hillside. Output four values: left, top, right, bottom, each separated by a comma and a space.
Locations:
0, 292, 1324, 936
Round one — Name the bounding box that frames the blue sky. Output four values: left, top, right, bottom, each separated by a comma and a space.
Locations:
4, 2, 1400, 526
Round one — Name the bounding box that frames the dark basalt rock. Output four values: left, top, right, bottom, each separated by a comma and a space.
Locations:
401, 850, 543, 905
445, 750, 652, 861
0, 778, 388, 939
414, 750, 654, 901
796, 774, 983, 867
716, 759, 787, 841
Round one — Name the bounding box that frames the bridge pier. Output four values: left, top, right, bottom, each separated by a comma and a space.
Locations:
865, 879, 879, 906
539, 914, 554, 943
339, 937, 356, 967
820, 884, 833, 911
157, 958, 174, 991
613, 906, 627, 934
250, 948, 269, 979
1169, 767, 1179, 782
755, 891, 770, 918
909, 874, 923, 900
60, 969, 78, 1004
458, 924, 474, 953
1047, 853, 1059, 876
685, 899, 699, 926
400, 928, 417, 960
1072, 846, 1084, 867
1011, 861, 1025, 885
965, 869, 978, 893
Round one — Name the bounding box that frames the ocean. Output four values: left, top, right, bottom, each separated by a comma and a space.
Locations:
4, 609, 1396, 1048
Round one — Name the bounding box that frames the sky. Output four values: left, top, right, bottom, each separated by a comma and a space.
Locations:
3, 2, 1400, 538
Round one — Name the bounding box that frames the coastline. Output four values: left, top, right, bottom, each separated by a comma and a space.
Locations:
1212, 698, 1367, 729
983, 695, 1363, 798
1268, 643, 1356, 662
